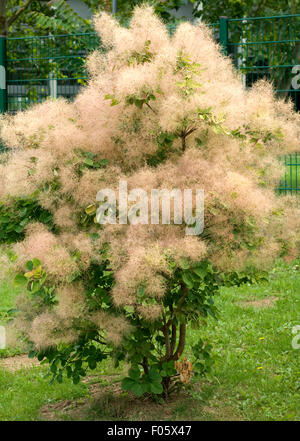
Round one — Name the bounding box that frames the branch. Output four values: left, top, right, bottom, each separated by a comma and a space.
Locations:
170, 323, 177, 355
177, 127, 197, 152
169, 285, 188, 360
177, 284, 189, 311
145, 102, 158, 114
252, 0, 268, 16
172, 322, 186, 360
7, 0, 34, 28
163, 324, 171, 359
142, 356, 149, 375
185, 127, 197, 137
169, 304, 176, 356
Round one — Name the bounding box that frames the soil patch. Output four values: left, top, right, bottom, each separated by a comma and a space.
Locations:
39, 376, 244, 421
238, 296, 278, 309
0, 354, 39, 371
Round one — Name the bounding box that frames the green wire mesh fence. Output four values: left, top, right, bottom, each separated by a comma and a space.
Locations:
224, 14, 300, 194
1, 15, 300, 192
5, 16, 298, 112
7, 32, 100, 113
277, 153, 300, 194
5, 23, 222, 114
227, 14, 300, 111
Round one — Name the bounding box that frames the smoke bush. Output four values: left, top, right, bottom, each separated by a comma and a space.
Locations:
1, 6, 300, 396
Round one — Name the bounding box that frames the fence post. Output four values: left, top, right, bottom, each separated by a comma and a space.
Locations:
0, 35, 7, 113
219, 16, 228, 55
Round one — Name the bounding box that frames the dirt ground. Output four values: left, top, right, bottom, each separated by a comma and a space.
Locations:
0, 353, 39, 371
238, 296, 278, 309
38, 375, 243, 421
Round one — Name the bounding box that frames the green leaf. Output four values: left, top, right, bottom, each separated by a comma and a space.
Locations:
135, 99, 144, 109
182, 272, 194, 289
110, 98, 120, 106
122, 377, 135, 391
14, 226, 24, 233
32, 258, 41, 267
73, 375, 80, 385
14, 274, 27, 288
66, 366, 73, 378
129, 366, 140, 380
83, 158, 94, 166
99, 159, 108, 167
26, 261, 34, 271
57, 373, 63, 384
179, 259, 190, 269
50, 364, 57, 374
193, 266, 207, 278
148, 367, 161, 382
150, 382, 163, 394
87, 357, 97, 370
131, 382, 144, 397
28, 350, 37, 359
85, 204, 96, 215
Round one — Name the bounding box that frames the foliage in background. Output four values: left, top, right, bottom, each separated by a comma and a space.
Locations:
194, 0, 299, 22
5, 0, 195, 37
4, 0, 300, 38
5, 2, 299, 114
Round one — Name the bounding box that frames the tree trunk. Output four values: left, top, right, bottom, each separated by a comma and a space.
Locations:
291, 0, 295, 14
0, 0, 6, 35
0, 0, 35, 35
172, 322, 186, 360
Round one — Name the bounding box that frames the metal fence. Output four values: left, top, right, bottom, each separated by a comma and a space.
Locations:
277, 153, 300, 195
3, 15, 300, 113
0, 14, 300, 192
225, 14, 300, 111
6, 32, 100, 113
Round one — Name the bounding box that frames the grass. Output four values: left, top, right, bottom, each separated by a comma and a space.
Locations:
0, 276, 24, 358
187, 260, 300, 421
0, 260, 299, 421
0, 366, 88, 421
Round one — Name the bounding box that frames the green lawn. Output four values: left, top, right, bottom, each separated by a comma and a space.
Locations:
0, 260, 299, 421
188, 260, 300, 421
0, 276, 23, 358
0, 276, 90, 420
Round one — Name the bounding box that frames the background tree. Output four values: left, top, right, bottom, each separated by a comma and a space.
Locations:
2, 0, 299, 38
3, 0, 197, 113
1, 1, 195, 37
195, 0, 299, 22
1, 0, 90, 36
